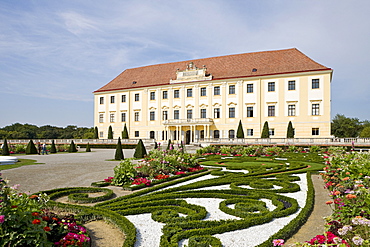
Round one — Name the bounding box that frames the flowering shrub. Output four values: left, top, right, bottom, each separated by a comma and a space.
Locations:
296, 151, 370, 246
132, 177, 151, 186
0, 174, 90, 246
104, 177, 114, 183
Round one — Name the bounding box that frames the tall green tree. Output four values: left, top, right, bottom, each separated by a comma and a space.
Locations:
68, 140, 78, 153
50, 140, 57, 153
286, 121, 294, 138
122, 124, 129, 139
108, 126, 113, 139
94, 126, 99, 139
86, 142, 91, 152
114, 137, 124, 160
1, 139, 10, 156
236, 120, 244, 138
26, 140, 38, 154
360, 126, 370, 138
167, 139, 172, 150
331, 114, 363, 137
134, 139, 147, 158
261, 121, 270, 138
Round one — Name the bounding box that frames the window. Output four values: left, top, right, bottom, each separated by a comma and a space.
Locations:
288, 81, 296, 90
150, 111, 155, 121
110, 96, 115, 103
200, 87, 207, 96
174, 110, 179, 119
247, 129, 254, 136
163, 91, 168, 99
135, 93, 139, 101
121, 95, 126, 102
268, 105, 275, 117
268, 82, 275, 92
288, 105, 296, 116
269, 128, 275, 136
187, 88, 193, 97
174, 90, 180, 98
200, 130, 204, 139
214, 86, 220, 95
162, 111, 168, 120
214, 130, 220, 138
99, 131, 103, 138
149, 131, 155, 139
110, 113, 115, 122
214, 108, 220, 118
247, 107, 254, 118
247, 84, 253, 93
229, 107, 235, 118
134, 112, 139, 121
200, 109, 207, 118
312, 128, 319, 135
229, 85, 235, 94
229, 130, 235, 138
312, 79, 320, 89
99, 97, 104, 104
135, 131, 139, 137
150, 92, 155, 100
312, 104, 320, 115
187, 109, 193, 119
121, 113, 126, 122
99, 113, 104, 123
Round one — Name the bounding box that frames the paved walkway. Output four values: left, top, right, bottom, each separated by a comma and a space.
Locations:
1, 149, 135, 194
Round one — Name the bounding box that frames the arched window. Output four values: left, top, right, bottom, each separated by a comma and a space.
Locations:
149, 131, 155, 139
214, 130, 220, 139
229, 129, 235, 138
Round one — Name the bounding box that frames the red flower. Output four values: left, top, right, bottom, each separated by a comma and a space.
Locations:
11, 205, 18, 208
32, 212, 40, 216
43, 226, 51, 231
32, 219, 41, 224
42, 216, 50, 221
29, 195, 38, 199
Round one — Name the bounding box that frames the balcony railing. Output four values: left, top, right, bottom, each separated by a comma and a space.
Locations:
163, 118, 213, 125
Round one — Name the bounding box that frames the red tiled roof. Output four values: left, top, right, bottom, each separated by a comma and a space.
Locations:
94, 48, 331, 93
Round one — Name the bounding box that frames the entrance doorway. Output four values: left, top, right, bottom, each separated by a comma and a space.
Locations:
185, 130, 192, 144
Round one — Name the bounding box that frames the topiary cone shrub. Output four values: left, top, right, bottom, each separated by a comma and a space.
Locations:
166, 139, 172, 150
261, 121, 270, 138
108, 126, 113, 139
114, 138, 124, 160
122, 124, 129, 139
68, 140, 78, 153
236, 120, 245, 138
287, 121, 294, 138
50, 140, 57, 153
133, 139, 147, 158
86, 142, 91, 152
26, 140, 38, 154
94, 126, 99, 139
2, 139, 10, 156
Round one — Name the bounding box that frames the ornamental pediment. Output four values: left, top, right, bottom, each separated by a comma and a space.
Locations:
170, 62, 212, 84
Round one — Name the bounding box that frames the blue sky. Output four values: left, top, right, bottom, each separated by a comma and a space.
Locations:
1, 0, 370, 128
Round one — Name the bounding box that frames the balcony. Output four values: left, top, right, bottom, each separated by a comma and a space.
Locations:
163, 118, 213, 125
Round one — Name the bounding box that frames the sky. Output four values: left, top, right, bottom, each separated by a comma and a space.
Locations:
1, 0, 370, 128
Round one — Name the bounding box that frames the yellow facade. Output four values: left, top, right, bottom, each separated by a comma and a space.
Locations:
94, 49, 333, 143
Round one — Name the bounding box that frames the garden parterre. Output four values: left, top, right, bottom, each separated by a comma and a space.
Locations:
2, 145, 369, 246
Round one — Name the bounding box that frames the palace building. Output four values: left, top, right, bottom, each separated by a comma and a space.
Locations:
93, 48, 332, 143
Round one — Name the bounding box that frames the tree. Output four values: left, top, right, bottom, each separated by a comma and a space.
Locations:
108, 126, 113, 139
236, 120, 244, 138
114, 137, 124, 160
134, 139, 147, 158
94, 126, 99, 139
26, 140, 38, 154
50, 140, 57, 153
1, 139, 9, 156
122, 124, 129, 139
331, 114, 363, 137
68, 140, 78, 153
286, 121, 294, 138
86, 142, 91, 152
154, 142, 158, 149
261, 121, 270, 138
360, 126, 370, 138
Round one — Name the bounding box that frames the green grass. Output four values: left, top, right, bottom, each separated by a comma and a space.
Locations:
0, 158, 42, 170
